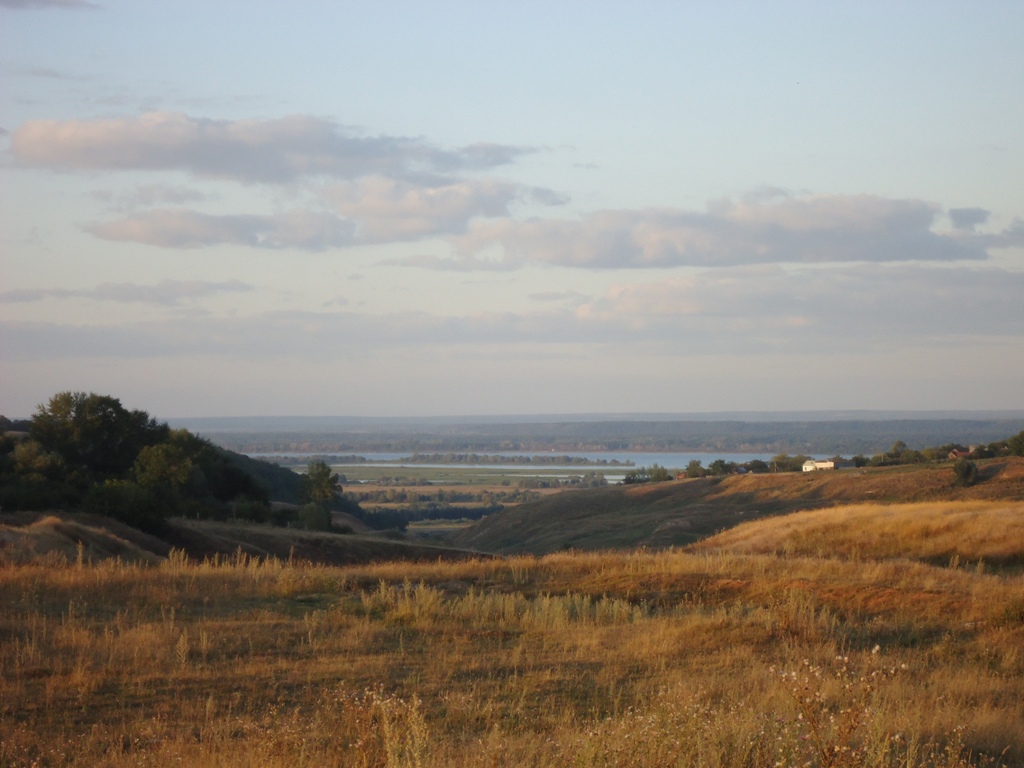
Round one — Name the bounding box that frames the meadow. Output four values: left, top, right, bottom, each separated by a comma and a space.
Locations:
3, 502, 1024, 766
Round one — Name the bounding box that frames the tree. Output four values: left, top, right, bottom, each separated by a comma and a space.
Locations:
1009, 431, 1024, 458
707, 459, 737, 476
648, 463, 672, 482
134, 443, 194, 489
30, 391, 168, 479
622, 468, 650, 484
298, 503, 333, 531
685, 459, 705, 478
302, 459, 341, 505
85, 480, 166, 532
953, 458, 979, 488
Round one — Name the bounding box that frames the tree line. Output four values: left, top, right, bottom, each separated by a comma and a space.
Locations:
624, 432, 1024, 485
0, 392, 341, 532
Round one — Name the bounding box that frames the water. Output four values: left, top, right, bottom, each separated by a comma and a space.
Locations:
251, 450, 776, 471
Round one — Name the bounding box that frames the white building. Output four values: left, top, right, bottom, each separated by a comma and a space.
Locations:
802, 459, 856, 472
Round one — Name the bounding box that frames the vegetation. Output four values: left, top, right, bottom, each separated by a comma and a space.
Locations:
623, 463, 672, 484
202, 417, 1024, 456
455, 456, 1024, 554
693, 499, 1024, 568
0, 392, 347, 533
2, 511, 1024, 766
954, 458, 980, 487
399, 452, 629, 466
4, 397, 1024, 764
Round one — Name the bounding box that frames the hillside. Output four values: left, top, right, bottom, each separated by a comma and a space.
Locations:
0, 511, 485, 567
5, 505, 1024, 765
691, 500, 1024, 569
454, 457, 1024, 554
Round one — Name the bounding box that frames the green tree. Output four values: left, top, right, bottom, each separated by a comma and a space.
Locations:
30, 391, 168, 479
707, 459, 737, 476
134, 443, 194, 489
953, 458, 979, 488
301, 459, 341, 505
684, 459, 705, 478
648, 463, 672, 482
1009, 431, 1024, 457
85, 480, 166, 532
298, 502, 333, 531
622, 468, 650, 484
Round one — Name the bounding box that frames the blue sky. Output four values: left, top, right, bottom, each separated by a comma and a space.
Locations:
2, 1, 1023, 418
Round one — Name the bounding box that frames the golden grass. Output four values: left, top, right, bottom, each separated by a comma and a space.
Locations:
2, 499, 1024, 765
0, 514, 164, 566
692, 500, 1024, 568
2, 511, 1024, 766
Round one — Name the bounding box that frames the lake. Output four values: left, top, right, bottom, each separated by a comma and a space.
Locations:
251, 450, 778, 472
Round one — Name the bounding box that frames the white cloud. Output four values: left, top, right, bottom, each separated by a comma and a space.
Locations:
3, 265, 1021, 362
85, 175, 566, 249
0, 280, 251, 305
92, 184, 207, 210
11, 111, 532, 183
324, 176, 522, 241
437, 194, 989, 269
576, 264, 1024, 346
961, 219, 1024, 249
88, 209, 355, 250
948, 207, 990, 232
0, 0, 97, 8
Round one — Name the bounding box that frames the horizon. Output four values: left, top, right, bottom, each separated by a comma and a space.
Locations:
166, 409, 1024, 429
7, 401, 1024, 425
2, 2, 1022, 417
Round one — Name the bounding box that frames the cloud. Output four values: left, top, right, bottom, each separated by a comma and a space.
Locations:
93, 184, 207, 210
948, 207, 990, 232
0, 280, 251, 306
5, 65, 89, 80
89, 209, 355, 250
324, 176, 562, 242
575, 264, 1024, 344
86, 175, 565, 249
11, 111, 532, 183
529, 290, 588, 303
960, 218, 1024, 249
3, 265, 1021, 362
0, 0, 97, 8
437, 194, 988, 269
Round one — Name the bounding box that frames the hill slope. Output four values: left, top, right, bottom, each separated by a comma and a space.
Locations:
690, 500, 1024, 569
454, 458, 1024, 554
0, 511, 485, 566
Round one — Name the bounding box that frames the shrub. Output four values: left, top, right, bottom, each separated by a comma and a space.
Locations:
85, 480, 170, 532
953, 458, 979, 488
298, 502, 333, 531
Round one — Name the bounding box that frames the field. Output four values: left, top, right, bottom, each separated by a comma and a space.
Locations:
3, 501, 1024, 767
456, 459, 1024, 554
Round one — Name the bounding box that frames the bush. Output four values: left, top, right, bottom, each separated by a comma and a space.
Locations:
85, 480, 170, 533
298, 502, 333, 531
953, 458, 979, 488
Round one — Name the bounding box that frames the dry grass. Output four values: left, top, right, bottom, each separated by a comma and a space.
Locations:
2, 509, 1024, 766
692, 500, 1024, 569
0, 514, 165, 566
455, 458, 1024, 554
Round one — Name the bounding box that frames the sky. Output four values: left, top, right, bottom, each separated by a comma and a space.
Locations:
2, 1, 1023, 419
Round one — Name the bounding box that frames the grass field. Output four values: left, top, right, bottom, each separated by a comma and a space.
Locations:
3, 501, 1024, 766
456, 458, 1024, 554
